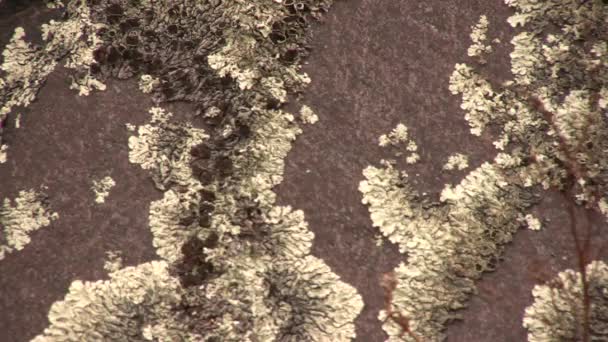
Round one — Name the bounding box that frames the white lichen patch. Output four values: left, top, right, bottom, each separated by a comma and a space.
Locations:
128, 106, 208, 190
523, 260, 608, 342
299, 105, 319, 124
91, 176, 116, 204
361, 161, 532, 340
0, 189, 58, 260
362, 1, 608, 339
125, 123, 136, 131
0, 27, 57, 127
443, 153, 469, 171
523, 213, 542, 231
0, 1, 106, 162
467, 15, 492, 63
359, 165, 419, 252
40, 1, 106, 95
379, 123, 421, 164
405, 153, 420, 164
449, 63, 503, 136
379, 123, 409, 147
32, 261, 201, 342
103, 250, 123, 273
138, 74, 160, 94
129, 107, 207, 261
0, 144, 7, 164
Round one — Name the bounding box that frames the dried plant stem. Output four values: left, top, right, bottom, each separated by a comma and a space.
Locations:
528, 96, 595, 342
381, 272, 424, 342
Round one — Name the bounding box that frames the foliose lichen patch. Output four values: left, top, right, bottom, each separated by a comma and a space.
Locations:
0, 188, 58, 260
91, 176, 115, 204
0, 0, 106, 162
360, 0, 608, 340
25, 1, 363, 341
523, 260, 608, 342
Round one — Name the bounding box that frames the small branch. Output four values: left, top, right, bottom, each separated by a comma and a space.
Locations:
380, 272, 424, 342
528, 95, 593, 342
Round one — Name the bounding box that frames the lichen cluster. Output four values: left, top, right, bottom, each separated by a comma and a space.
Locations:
360, 0, 608, 340
523, 260, 608, 341
91, 176, 116, 204
0, 1, 105, 162
378, 123, 420, 164
0, 188, 58, 260
467, 15, 493, 64
24, 1, 362, 341
360, 158, 535, 340
443, 153, 469, 171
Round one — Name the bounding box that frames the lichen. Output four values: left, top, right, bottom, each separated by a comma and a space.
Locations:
0, 1, 106, 162
103, 250, 123, 273
0, 188, 58, 260
443, 153, 469, 171
361, 158, 535, 340
467, 15, 492, 64
523, 213, 542, 231
379, 123, 410, 147
379, 123, 421, 163
361, 1, 607, 339
0, 144, 7, 164
91, 176, 116, 204
31, 261, 202, 342
138, 74, 159, 94
33, 1, 362, 340
523, 260, 608, 342
128, 107, 208, 191
299, 105, 319, 124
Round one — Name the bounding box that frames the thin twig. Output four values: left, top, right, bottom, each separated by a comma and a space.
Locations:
380, 272, 424, 342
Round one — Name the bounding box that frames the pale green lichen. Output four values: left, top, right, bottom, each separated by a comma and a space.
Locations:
361, 158, 534, 340
103, 250, 123, 273
299, 105, 319, 124
32, 261, 202, 342
0, 144, 7, 164
33, 1, 362, 340
379, 123, 421, 164
467, 15, 492, 64
0, 188, 58, 260
40, 1, 106, 95
361, 0, 608, 339
523, 213, 542, 231
0, 27, 57, 128
128, 107, 207, 262
91, 176, 115, 204
138, 74, 159, 94
523, 260, 608, 342
128, 107, 208, 191
15, 113, 21, 129
379, 123, 410, 147
443, 153, 469, 171
0, 1, 106, 162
